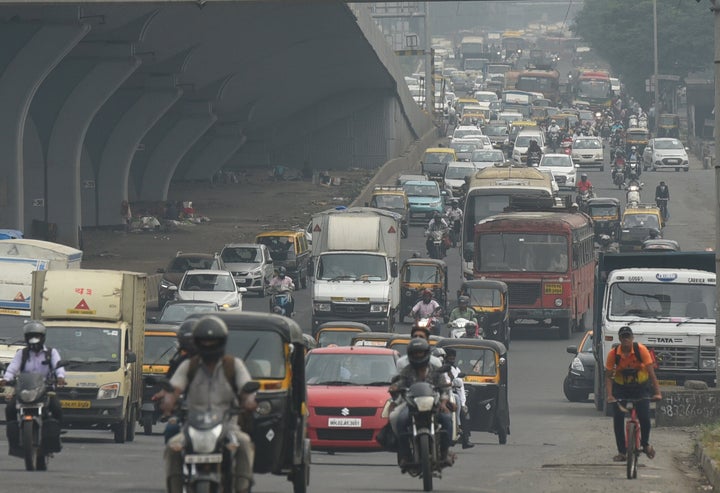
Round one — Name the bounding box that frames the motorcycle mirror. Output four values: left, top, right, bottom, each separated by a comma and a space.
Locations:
242, 381, 260, 394
55, 360, 67, 369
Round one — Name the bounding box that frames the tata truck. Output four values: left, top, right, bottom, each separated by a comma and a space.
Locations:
593, 252, 716, 415
310, 207, 401, 335
31, 269, 146, 443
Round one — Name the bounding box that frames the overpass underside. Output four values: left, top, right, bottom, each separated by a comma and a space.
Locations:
0, 2, 432, 248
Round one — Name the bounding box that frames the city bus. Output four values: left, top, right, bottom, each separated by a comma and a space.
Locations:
515, 69, 561, 104
501, 31, 526, 58
473, 211, 595, 339
460, 165, 555, 280
572, 69, 612, 110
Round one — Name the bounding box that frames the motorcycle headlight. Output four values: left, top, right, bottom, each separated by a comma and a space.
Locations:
19, 388, 42, 403
314, 303, 331, 312
188, 424, 223, 454
370, 303, 388, 313
413, 396, 435, 412
97, 382, 120, 400
571, 357, 584, 372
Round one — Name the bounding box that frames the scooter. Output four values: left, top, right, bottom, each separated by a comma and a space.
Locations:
626, 181, 643, 208
626, 160, 640, 182
447, 318, 482, 339
527, 151, 542, 167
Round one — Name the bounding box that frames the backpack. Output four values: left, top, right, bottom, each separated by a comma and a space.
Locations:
186, 355, 239, 395
20, 346, 54, 373
614, 342, 658, 370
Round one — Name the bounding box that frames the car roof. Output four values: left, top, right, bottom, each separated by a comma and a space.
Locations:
404, 180, 438, 186
222, 243, 261, 249
182, 269, 231, 275
540, 153, 572, 159
175, 252, 215, 258
164, 300, 219, 306
307, 346, 398, 356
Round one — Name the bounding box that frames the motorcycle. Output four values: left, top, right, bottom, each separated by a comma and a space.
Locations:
269, 285, 294, 317
414, 311, 443, 337
547, 132, 560, 152
560, 137, 573, 156
527, 151, 542, 167
447, 318, 481, 339
425, 228, 450, 260
625, 159, 640, 182
6, 371, 64, 471
626, 181, 643, 208
576, 188, 594, 211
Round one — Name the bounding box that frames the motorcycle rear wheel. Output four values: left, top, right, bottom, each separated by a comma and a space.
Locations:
22, 422, 36, 471
419, 434, 433, 491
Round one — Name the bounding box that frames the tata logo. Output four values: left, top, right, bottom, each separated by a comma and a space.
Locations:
654, 337, 676, 343
656, 273, 678, 282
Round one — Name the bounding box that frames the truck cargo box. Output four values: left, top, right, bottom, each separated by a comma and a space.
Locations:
311, 207, 401, 258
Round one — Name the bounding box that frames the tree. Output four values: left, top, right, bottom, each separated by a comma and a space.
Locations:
572, 0, 712, 105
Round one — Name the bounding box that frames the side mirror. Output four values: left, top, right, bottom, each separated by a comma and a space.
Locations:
390, 261, 398, 278
566, 345, 578, 355
168, 285, 178, 292
126, 351, 137, 364
238, 287, 248, 293
55, 360, 67, 369
242, 381, 260, 393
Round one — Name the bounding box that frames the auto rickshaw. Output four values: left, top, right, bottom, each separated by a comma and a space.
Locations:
618, 204, 664, 252
457, 280, 510, 348
399, 258, 448, 321
586, 197, 621, 240
350, 332, 396, 347
437, 338, 510, 444
625, 127, 649, 159
388, 334, 443, 355
315, 321, 371, 348
657, 113, 680, 139
140, 326, 177, 435
197, 312, 310, 493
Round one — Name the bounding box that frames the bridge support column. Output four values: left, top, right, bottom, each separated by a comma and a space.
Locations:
181, 125, 246, 181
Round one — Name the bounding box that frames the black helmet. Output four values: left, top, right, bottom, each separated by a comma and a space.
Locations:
451, 199, 459, 206
433, 211, 441, 219
278, 266, 287, 277
24, 320, 47, 352
192, 315, 228, 362
660, 181, 666, 186
177, 318, 199, 354
407, 338, 431, 368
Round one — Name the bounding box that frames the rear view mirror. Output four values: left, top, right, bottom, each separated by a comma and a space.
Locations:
126, 351, 137, 364
390, 261, 398, 278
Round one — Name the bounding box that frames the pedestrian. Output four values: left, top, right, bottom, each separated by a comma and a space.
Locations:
120, 200, 132, 232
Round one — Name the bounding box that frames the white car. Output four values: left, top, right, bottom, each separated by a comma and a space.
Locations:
444, 162, 477, 195
539, 169, 560, 195
173, 269, 246, 311
219, 243, 274, 296
539, 153, 578, 190
642, 138, 689, 172
571, 136, 604, 171
451, 126, 484, 144
471, 149, 505, 169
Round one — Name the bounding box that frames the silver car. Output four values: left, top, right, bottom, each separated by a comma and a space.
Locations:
220, 243, 274, 297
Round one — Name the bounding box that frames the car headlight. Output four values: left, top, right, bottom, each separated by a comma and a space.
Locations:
188, 424, 223, 454
314, 303, 331, 312
159, 280, 173, 289
370, 303, 388, 313
97, 382, 120, 400
571, 357, 584, 372
554, 298, 563, 307
702, 358, 716, 369
222, 298, 239, 309
250, 266, 262, 274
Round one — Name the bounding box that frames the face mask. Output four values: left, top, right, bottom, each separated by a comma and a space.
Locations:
200, 348, 224, 364
409, 358, 428, 370
27, 336, 43, 353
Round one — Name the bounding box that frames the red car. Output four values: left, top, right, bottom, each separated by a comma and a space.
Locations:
306, 346, 399, 451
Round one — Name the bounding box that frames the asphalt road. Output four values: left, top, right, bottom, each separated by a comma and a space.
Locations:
0, 151, 713, 492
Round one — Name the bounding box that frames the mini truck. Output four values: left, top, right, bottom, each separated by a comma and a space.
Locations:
310, 207, 401, 334
31, 269, 146, 443
593, 252, 716, 415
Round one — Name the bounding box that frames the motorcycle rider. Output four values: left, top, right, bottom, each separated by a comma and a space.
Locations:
444, 348, 474, 449
547, 120, 561, 151
626, 146, 641, 180
598, 234, 619, 254
655, 181, 670, 220
576, 174, 593, 207
527, 139, 543, 166
0, 321, 66, 456
161, 315, 257, 493
396, 322, 443, 370
269, 266, 295, 315
445, 200, 463, 247
426, 211, 449, 258
389, 338, 456, 469
448, 296, 477, 325
411, 289, 442, 321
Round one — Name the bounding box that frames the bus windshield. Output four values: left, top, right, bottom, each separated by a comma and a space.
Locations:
578, 79, 610, 99
516, 76, 557, 93
477, 233, 568, 273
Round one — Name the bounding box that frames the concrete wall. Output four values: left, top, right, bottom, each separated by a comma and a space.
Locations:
655, 388, 720, 427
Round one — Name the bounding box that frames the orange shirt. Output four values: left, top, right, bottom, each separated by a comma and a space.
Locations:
605, 343, 653, 385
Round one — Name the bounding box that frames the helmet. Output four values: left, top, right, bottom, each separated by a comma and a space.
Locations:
24, 321, 47, 352
431, 347, 446, 361
464, 321, 479, 337
551, 119, 556, 124
451, 199, 459, 206
631, 146, 636, 151
581, 173, 588, 180
433, 211, 441, 219
407, 338, 431, 368
599, 234, 611, 247
618, 326, 633, 338
192, 315, 228, 363
278, 266, 287, 277
660, 181, 666, 186
458, 295, 470, 306
177, 318, 198, 354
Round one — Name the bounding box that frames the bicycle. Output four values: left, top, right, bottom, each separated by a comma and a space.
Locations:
617, 399, 645, 479
656, 198, 668, 222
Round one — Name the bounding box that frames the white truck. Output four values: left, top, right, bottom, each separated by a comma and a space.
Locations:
593, 252, 716, 415
310, 207, 401, 335
31, 269, 146, 443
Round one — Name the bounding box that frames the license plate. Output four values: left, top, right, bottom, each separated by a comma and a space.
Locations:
657, 379, 676, 386
328, 418, 362, 428
544, 283, 562, 295
185, 454, 223, 464
60, 400, 91, 409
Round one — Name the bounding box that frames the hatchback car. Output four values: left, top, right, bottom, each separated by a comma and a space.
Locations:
449, 142, 477, 162
306, 346, 399, 450
156, 252, 225, 309
172, 270, 246, 311
403, 180, 444, 224
571, 136, 604, 171
471, 149, 505, 169
220, 243, 274, 296
563, 330, 594, 402
642, 138, 689, 172
539, 153, 578, 190
444, 162, 477, 195
149, 300, 219, 325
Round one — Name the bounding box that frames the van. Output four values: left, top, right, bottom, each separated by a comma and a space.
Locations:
255, 230, 310, 289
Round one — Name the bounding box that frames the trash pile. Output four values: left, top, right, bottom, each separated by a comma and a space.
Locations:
128, 200, 211, 233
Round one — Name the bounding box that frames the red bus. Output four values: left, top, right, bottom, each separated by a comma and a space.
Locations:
473, 211, 595, 339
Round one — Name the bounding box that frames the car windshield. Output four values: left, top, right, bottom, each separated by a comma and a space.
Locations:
477, 233, 569, 273
257, 236, 296, 259
578, 79, 610, 99
144, 334, 176, 365
454, 129, 483, 139
659, 116, 677, 126
475, 93, 498, 103
654, 140, 683, 150
306, 353, 397, 385
589, 205, 617, 217
446, 166, 476, 179
317, 253, 388, 281
622, 213, 660, 229
450, 143, 477, 154
45, 326, 121, 372
424, 152, 454, 164
573, 139, 602, 149
159, 303, 218, 323
181, 273, 236, 292
462, 287, 503, 307
540, 156, 573, 167
403, 264, 441, 283
608, 282, 715, 320
404, 184, 439, 197
226, 329, 286, 379
483, 126, 507, 136
472, 150, 504, 162
221, 247, 259, 263
168, 256, 214, 273
0, 315, 28, 343
515, 135, 539, 147
448, 347, 497, 376
371, 195, 405, 209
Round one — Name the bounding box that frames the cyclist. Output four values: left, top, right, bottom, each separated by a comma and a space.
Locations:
605, 326, 662, 462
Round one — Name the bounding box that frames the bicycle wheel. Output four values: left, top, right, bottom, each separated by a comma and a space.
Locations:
626, 422, 638, 480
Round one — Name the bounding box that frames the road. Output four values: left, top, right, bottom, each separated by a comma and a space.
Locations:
0, 152, 713, 492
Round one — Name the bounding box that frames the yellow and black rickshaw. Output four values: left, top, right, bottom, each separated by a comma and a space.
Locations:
140, 326, 177, 435
437, 338, 510, 444
217, 312, 310, 493
625, 127, 649, 158
388, 334, 443, 355
586, 197, 621, 240
399, 258, 448, 321
657, 113, 680, 139
458, 280, 510, 348
350, 332, 396, 348
315, 321, 371, 348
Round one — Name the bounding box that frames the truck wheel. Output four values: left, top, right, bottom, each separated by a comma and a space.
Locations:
142, 413, 153, 436
114, 417, 128, 444
126, 406, 136, 442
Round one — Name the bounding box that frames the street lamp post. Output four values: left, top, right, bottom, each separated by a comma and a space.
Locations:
653, 0, 660, 134
711, 0, 720, 387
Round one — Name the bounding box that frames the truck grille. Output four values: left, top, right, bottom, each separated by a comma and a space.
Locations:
316, 429, 374, 441
314, 407, 376, 417
647, 345, 698, 369
506, 282, 540, 306
332, 303, 370, 315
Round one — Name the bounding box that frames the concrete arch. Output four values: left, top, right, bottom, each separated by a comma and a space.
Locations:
180, 125, 246, 181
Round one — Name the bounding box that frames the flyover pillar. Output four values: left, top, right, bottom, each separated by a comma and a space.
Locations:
139, 101, 217, 201
181, 124, 246, 181
0, 22, 89, 231
96, 84, 183, 226
45, 57, 141, 247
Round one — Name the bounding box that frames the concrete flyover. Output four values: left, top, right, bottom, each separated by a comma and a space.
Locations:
0, 1, 433, 248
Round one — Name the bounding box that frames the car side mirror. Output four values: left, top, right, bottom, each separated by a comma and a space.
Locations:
126, 351, 137, 364
168, 285, 178, 292
566, 345, 578, 355
238, 287, 248, 293
390, 261, 398, 278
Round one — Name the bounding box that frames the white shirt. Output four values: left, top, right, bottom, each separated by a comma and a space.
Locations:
4, 346, 66, 381
412, 299, 441, 318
